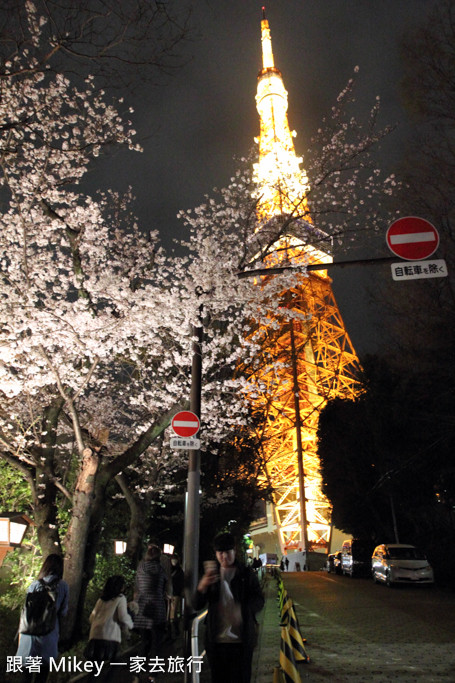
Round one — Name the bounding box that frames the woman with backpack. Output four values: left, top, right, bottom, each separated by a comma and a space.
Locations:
16, 553, 69, 683
85, 574, 133, 665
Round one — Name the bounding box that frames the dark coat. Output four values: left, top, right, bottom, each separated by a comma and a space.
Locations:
194, 562, 264, 656
171, 565, 184, 597
133, 559, 167, 629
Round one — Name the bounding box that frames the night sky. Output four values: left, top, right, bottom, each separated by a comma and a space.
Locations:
91, 0, 436, 355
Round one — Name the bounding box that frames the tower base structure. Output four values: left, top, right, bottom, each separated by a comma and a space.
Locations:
249, 502, 349, 570
246, 260, 360, 559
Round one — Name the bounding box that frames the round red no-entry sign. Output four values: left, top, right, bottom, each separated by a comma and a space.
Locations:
386, 216, 439, 261
171, 411, 200, 437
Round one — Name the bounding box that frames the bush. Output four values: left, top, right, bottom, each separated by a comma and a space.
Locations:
0, 539, 43, 610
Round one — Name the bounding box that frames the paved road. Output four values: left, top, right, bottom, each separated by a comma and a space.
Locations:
283, 571, 455, 682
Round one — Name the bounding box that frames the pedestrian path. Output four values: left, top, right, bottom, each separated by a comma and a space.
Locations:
251, 572, 282, 682
67, 572, 290, 683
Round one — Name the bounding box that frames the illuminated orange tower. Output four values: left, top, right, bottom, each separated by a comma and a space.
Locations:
248, 9, 360, 556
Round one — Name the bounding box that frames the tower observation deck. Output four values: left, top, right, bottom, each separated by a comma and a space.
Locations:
247, 9, 360, 556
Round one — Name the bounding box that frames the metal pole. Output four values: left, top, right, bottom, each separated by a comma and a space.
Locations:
389, 484, 400, 544
183, 305, 203, 682
289, 322, 310, 560
236, 255, 397, 279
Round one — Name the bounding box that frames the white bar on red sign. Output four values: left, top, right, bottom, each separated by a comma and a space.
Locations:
390, 232, 436, 245
173, 420, 199, 427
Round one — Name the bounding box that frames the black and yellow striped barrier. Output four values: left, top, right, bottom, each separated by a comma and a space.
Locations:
281, 598, 308, 662
274, 574, 309, 682
279, 622, 303, 682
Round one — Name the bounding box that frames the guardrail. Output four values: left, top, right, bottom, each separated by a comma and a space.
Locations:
191, 608, 208, 683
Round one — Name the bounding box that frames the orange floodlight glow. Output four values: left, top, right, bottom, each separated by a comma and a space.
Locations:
246, 11, 361, 555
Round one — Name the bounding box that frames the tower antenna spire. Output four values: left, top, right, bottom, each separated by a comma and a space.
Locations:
255, 9, 309, 219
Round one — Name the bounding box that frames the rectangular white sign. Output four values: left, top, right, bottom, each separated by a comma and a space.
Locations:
391, 259, 448, 281
170, 437, 201, 450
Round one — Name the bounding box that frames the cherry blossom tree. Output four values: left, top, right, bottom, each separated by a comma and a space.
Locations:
0, 3, 401, 643
0, 0, 190, 88
0, 2, 196, 640
0, 4, 281, 640
304, 69, 399, 250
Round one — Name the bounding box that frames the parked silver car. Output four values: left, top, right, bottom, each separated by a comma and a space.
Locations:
371, 543, 434, 586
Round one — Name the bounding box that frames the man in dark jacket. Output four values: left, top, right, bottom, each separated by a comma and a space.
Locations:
133, 544, 167, 660
194, 532, 264, 683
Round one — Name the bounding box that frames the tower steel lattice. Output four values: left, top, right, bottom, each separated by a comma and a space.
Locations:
248, 9, 361, 554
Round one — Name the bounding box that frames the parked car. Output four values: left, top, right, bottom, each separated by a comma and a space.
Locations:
326, 551, 342, 574
371, 543, 434, 587
341, 539, 372, 577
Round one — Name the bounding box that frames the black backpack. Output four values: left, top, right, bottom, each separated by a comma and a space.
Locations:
19, 579, 59, 636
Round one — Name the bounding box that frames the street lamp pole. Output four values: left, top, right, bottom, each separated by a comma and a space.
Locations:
182, 303, 203, 680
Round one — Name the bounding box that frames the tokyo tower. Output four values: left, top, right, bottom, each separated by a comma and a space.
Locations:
247, 9, 360, 557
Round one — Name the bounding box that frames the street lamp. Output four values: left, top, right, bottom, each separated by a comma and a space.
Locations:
114, 540, 127, 555
0, 513, 34, 566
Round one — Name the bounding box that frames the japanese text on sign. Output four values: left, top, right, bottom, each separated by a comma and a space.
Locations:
391, 259, 447, 281
170, 436, 201, 449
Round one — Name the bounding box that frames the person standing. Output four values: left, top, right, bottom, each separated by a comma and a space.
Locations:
195, 532, 264, 683
86, 575, 133, 666
133, 544, 168, 661
16, 553, 69, 683
169, 554, 184, 639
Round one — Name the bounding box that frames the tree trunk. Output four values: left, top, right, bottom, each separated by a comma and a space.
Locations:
70, 466, 113, 642
34, 486, 62, 556
61, 407, 177, 643
28, 400, 64, 556
61, 447, 99, 643
116, 473, 147, 567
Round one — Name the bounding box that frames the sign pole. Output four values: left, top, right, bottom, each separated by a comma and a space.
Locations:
182, 303, 203, 681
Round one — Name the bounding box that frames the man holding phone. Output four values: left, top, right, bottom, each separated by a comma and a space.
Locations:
195, 532, 264, 683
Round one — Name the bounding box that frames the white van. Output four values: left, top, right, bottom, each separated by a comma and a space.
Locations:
371, 544, 434, 586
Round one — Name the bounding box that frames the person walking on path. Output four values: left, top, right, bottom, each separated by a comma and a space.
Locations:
16, 553, 69, 683
85, 575, 133, 669
169, 554, 184, 639
195, 532, 264, 683
133, 544, 168, 662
